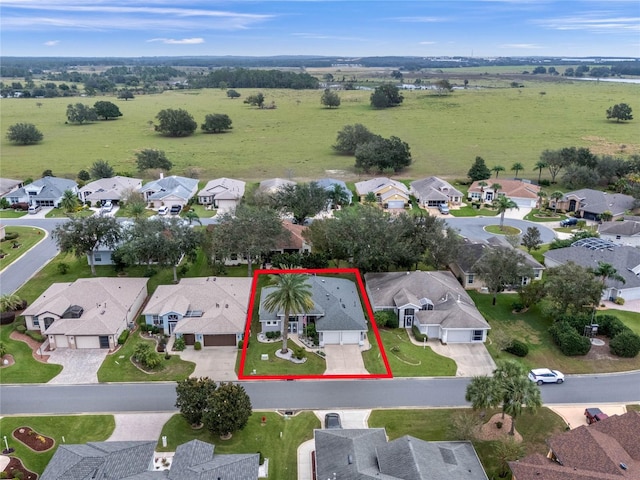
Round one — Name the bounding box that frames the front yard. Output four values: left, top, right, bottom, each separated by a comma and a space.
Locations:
240, 338, 326, 376
0, 226, 46, 271
156, 411, 320, 480
471, 291, 640, 374
0, 415, 115, 476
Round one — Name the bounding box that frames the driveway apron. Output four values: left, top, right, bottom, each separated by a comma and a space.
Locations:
427, 341, 496, 377
47, 348, 109, 384
109, 413, 175, 441
177, 346, 238, 381
323, 345, 368, 375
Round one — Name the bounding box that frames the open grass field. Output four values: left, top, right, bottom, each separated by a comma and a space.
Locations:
1, 78, 638, 182
157, 411, 320, 480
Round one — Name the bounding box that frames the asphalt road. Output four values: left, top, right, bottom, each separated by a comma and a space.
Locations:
444, 217, 556, 242
1, 372, 639, 415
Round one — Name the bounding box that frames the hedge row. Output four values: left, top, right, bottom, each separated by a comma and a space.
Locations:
549, 321, 592, 356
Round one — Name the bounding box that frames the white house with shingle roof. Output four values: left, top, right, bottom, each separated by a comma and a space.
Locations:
139, 174, 198, 209
22, 277, 148, 350
259, 275, 368, 346
142, 277, 252, 347
365, 271, 490, 343
5, 176, 78, 207
468, 179, 540, 208
78, 176, 142, 205
553, 188, 636, 221
410, 176, 464, 208
598, 218, 640, 247
197, 177, 245, 212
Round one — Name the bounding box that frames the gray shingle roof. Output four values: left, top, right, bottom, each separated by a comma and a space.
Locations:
139, 176, 198, 202
12, 176, 77, 202
598, 220, 640, 237
562, 189, 635, 216
410, 177, 463, 202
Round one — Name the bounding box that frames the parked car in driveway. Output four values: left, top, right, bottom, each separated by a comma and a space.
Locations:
528, 368, 565, 385
585, 407, 608, 424
170, 204, 182, 215
438, 203, 450, 214
324, 413, 342, 429
158, 206, 169, 215
101, 201, 113, 213
560, 217, 578, 227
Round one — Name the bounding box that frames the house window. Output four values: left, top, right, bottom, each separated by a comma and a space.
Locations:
265, 320, 278, 326
152, 315, 162, 326
33, 317, 40, 327
472, 330, 483, 341
616, 235, 621, 240
534, 270, 541, 279
168, 314, 179, 321
470, 192, 481, 200
468, 274, 474, 284
94, 254, 102, 262
230, 253, 238, 261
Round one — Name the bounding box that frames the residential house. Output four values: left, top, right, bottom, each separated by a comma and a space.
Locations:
315, 178, 353, 207
410, 176, 464, 208
78, 176, 142, 206
41, 439, 259, 480
450, 237, 544, 289
365, 270, 490, 343
0, 177, 23, 197
355, 177, 410, 209
259, 275, 368, 346
142, 277, 252, 347
598, 216, 640, 247
139, 174, 198, 209
509, 411, 640, 480
22, 277, 148, 350
197, 177, 245, 213
314, 428, 488, 480
4, 176, 78, 207
552, 188, 636, 221
272, 221, 311, 256
467, 179, 541, 207
544, 237, 640, 301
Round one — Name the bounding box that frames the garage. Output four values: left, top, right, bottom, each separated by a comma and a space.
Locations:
75, 335, 100, 349
203, 334, 237, 347
386, 200, 405, 209
426, 326, 440, 339
53, 334, 68, 348
340, 331, 361, 345
446, 330, 472, 343
182, 334, 196, 345
321, 331, 341, 345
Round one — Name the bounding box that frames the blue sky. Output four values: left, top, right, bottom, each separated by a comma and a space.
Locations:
1, 0, 639, 58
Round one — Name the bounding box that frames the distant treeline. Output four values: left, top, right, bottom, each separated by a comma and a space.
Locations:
187, 68, 319, 89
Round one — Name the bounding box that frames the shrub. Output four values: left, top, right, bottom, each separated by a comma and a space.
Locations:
0, 312, 16, 325
258, 451, 264, 465
266, 331, 281, 340
412, 323, 427, 342
609, 331, 640, 358
293, 346, 307, 360
15, 324, 26, 333
143, 267, 157, 277
511, 302, 525, 312
140, 323, 149, 332
596, 315, 627, 338
0, 470, 6, 478
374, 310, 398, 329
118, 330, 129, 345
173, 336, 186, 351
194, 341, 202, 351
57, 262, 70, 274
165, 352, 171, 360
237, 340, 243, 350
549, 321, 591, 356
614, 297, 625, 305
3, 232, 19, 241
505, 339, 529, 357
25, 330, 45, 342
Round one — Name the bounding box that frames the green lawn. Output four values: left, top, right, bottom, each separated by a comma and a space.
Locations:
485, 225, 521, 235
45, 207, 95, 218
523, 209, 566, 222
0, 209, 27, 219
241, 338, 326, 377
0, 226, 47, 271
361, 325, 390, 375
97, 330, 195, 382
450, 206, 498, 217
369, 407, 567, 479
471, 291, 640, 374
0, 415, 115, 475
157, 411, 320, 480
2, 80, 638, 182
373, 328, 456, 377
0, 323, 63, 384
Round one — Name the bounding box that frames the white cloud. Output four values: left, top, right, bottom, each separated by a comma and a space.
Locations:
419, 41, 437, 45
534, 13, 640, 34
147, 37, 205, 45
44, 40, 60, 46
291, 32, 366, 42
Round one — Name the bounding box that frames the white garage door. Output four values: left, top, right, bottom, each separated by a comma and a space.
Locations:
512, 197, 535, 208
426, 326, 440, 339
387, 200, 405, 209
621, 288, 640, 301
54, 335, 68, 348
446, 330, 471, 343
322, 331, 341, 345
341, 331, 361, 345
75, 335, 100, 349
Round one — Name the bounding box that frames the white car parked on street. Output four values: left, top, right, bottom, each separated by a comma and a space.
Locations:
528, 368, 565, 385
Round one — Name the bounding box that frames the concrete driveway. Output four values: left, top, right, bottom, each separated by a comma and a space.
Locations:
323, 345, 368, 375
177, 346, 238, 381
109, 412, 175, 441
47, 348, 109, 384
427, 341, 496, 377
548, 404, 628, 429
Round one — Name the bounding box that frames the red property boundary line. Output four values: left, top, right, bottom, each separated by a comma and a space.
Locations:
238, 267, 392, 380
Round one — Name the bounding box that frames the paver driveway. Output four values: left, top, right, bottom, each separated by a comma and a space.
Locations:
47, 348, 109, 384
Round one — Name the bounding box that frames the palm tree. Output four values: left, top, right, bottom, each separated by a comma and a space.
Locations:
550, 191, 563, 213
494, 195, 518, 230
263, 273, 314, 354
593, 262, 625, 287
0, 294, 24, 312
536, 190, 547, 209
60, 189, 78, 213
465, 375, 499, 418
534, 160, 548, 184
328, 184, 350, 209
185, 210, 202, 225
127, 201, 146, 219
510, 162, 524, 178
491, 183, 502, 196
492, 165, 505, 178
502, 376, 542, 435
